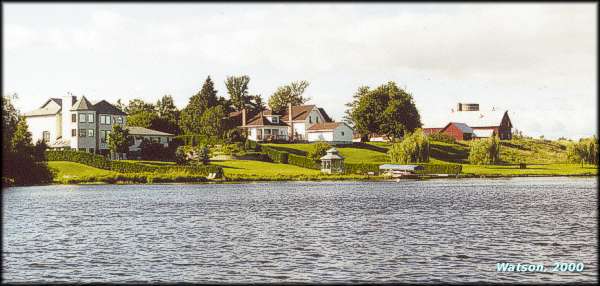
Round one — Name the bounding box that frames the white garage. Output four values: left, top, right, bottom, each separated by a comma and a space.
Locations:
306, 122, 354, 144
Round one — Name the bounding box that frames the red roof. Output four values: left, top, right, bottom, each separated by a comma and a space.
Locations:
307, 122, 343, 131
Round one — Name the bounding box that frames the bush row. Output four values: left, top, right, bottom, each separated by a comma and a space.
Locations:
46, 150, 222, 176
288, 154, 320, 169
417, 163, 462, 175
344, 163, 381, 174
261, 145, 289, 164
57, 172, 209, 184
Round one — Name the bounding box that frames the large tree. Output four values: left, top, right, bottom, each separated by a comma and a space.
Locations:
155, 95, 180, 135
225, 75, 265, 114
268, 80, 310, 113
180, 76, 220, 134
125, 98, 155, 115
108, 124, 131, 158
345, 82, 422, 141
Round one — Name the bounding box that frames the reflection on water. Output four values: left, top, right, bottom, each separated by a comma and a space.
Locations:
2, 177, 597, 283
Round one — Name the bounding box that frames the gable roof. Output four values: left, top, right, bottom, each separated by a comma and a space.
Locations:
425, 109, 510, 129
281, 105, 316, 121
23, 99, 62, 116
307, 122, 345, 132
127, 126, 174, 136
443, 122, 473, 133
245, 113, 289, 127
318, 108, 333, 122
93, 100, 127, 115
71, 96, 94, 111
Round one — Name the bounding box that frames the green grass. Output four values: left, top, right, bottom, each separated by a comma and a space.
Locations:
263, 143, 389, 163
121, 160, 176, 166
210, 159, 374, 181
48, 161, 117, 182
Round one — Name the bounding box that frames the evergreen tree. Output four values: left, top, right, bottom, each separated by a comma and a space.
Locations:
180, 76, 219, 134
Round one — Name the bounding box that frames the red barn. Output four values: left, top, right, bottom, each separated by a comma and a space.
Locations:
440, 122, 473, 141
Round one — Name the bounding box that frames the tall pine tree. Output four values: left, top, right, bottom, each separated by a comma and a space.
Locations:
180, 76, 219, 134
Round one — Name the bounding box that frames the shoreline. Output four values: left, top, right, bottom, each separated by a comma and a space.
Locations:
4, 173, 597, 187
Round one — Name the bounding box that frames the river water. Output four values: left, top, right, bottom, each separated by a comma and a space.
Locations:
2, 177, 597, 283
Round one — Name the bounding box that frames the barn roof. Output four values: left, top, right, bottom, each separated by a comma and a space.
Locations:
444, 122, 473, 133
425, 109, 510, 129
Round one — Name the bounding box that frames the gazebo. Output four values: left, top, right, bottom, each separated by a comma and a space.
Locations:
320, 147, 345, 174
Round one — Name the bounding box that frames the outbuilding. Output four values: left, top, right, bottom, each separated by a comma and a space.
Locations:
307, 122, 354, 144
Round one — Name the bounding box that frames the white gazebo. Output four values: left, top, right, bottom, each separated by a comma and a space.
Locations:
320, 147, 345, 174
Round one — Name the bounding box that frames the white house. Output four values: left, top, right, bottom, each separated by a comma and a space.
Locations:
230, 103, 353, 143
307, 122, 354, 144
23, 93, 171, 156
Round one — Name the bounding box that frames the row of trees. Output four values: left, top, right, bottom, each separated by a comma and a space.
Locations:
567, 136, 598, 166
122, 76, 312, 141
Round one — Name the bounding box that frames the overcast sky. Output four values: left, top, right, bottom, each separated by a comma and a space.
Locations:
3, 3, 597, 139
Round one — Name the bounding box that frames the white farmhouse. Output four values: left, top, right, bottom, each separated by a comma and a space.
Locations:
23, 93, 172, 156
229, 103, 353, 143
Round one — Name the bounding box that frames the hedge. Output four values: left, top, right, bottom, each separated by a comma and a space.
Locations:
288, 154, 320, 169
344, 163, 381, 174
261, 145, 288, 164
417, 163, 462, 175
46, 150, 222, 177
244, 139, 261, 152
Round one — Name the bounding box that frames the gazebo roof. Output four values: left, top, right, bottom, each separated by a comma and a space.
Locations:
320, 147, 344, 160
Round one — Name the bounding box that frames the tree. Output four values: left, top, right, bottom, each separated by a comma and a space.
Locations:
198, 105, 227, 139
33, 139, 48, 162
308, 141, 332, 162
567, 136, 598, 166
468, 136, 501, 165
139, 139, 168, 161
346, 82, 422, 141
125, 98, 155, 115
268, 80, 310, 113
388, 129, 430, 164
108, 125, 130, 158
226, 75, 250, 111
180, 76, 220, 134
115, 99, 126, 113
127, 111, 160, 129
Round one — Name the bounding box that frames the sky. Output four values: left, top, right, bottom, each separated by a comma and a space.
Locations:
3, 3, 597, 140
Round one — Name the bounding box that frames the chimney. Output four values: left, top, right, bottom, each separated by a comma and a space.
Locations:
457, 103, 463, 112
288, 103, 293, 141
241, 108, 246, 127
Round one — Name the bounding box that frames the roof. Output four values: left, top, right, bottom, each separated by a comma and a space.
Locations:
379, 164, 424, 171
307, 122, 345, 132
71, 96, 94, 111
49, 138, 70, 148
127, 126, 174, 136
23, 99, 62, 116
444, 122, 473, 133
472, 128, 495, 138
93, 100, 127, 115
245, 113, 289, 127
318, 108, 333, 122
281, 105, 316, 121
320, 148, 344, 160
425, 109, 510, 129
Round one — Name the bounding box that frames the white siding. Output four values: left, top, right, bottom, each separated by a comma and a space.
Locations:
25, 115, 58, 143
332, 124, 353, 142
292, 122, 306, 139
307, 131, 334, 142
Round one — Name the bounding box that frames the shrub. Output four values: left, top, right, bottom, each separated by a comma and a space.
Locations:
428, 132, 456, 144
344, 163, 380, 174
261, 145, 289, 163
288, 154, 320, 169
173, 145, 210, 165
244, 139, 260, 151
308, 141, 331, 162
469, 136, 500, 165
139, 139, 169, 161
388, 129, 429, 163
417, 163, 462, 175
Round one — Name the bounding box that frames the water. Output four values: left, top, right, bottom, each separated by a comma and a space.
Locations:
2, 177, 597, 283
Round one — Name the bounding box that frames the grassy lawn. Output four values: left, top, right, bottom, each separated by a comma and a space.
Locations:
121, 160, 176, 167
263, 143, 389, 163
48, 161, 117, 182
462, 163, 597, 176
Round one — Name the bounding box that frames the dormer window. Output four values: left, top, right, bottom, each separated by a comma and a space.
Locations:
272, 116, 279, 123
309, 116, 312, 124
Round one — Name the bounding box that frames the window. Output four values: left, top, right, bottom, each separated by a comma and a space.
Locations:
87, 114, 94, 123
89, 148, 95, 154
316, 117, 319, 123
309, 116, 312, 124
272, 117, 279, 123
71, 129, 76, 137
116, 116, 123, 124
88, 129, 94, 137
78, 148, 86, 152
341, 131, 345, 136
71, 114, 77, 123
79, 114, 86, 123
43, 131, 50, 142
79, 129, 87, 137
100, 115, 112, 125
